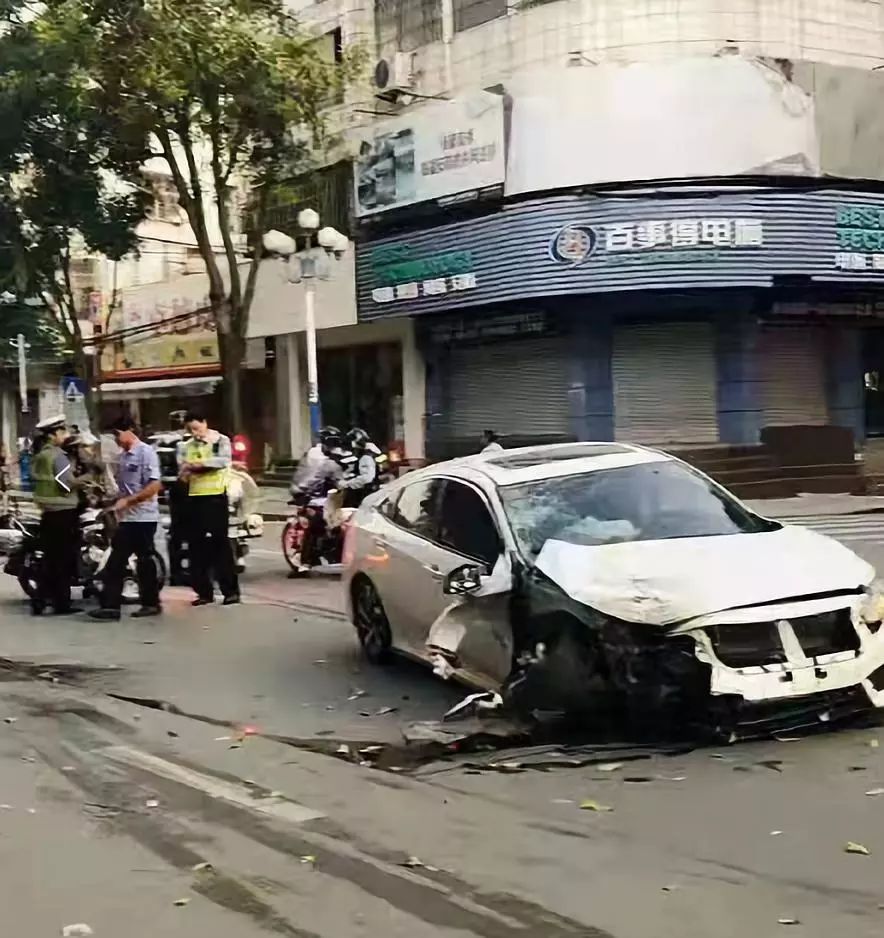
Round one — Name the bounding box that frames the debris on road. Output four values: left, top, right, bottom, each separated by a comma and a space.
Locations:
173, 898, 191, 907
595, 762, 624, 773
870, 739, 880, 749
778, 918, 801, 926
865, 788, 884, 797
144, 799, 159, 808
771, 830, 784, 836
376, 706, 398, 716
299, 855, 317, 867
443, 692, 503, 722
61, 926, 94, 937
579, 799, 613, 812
4, 717, 17, 724
399, 856, 440, 872
348, 688, 367, 701
336, 744, 350, 755
845, 842, 871, 856
191, 862, 213, 873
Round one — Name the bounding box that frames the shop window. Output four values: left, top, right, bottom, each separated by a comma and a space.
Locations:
438, 480, 501, 567
318, 342, 403, 449
393, 479, 443, 539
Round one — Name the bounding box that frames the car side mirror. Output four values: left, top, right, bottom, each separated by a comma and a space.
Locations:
443, 564, 484, 596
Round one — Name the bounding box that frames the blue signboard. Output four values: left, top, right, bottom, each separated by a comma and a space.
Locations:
355, 189, 884, 320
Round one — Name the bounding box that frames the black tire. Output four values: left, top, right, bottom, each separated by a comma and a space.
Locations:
17, 564, 38, 599
352, 577, 392, 664
102, 550, 168, 605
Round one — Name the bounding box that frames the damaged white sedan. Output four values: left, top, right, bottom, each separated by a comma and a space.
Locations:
344, 443, 884, 734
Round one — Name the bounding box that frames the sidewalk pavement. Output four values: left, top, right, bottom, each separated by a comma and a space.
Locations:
743, 493, 884, 517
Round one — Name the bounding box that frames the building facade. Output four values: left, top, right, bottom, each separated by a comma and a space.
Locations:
340, 0, 884, 459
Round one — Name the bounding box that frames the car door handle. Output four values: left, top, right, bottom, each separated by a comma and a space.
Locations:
422, 563, 445, 580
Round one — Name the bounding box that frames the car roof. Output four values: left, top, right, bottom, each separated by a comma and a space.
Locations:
405, 442, 672, 489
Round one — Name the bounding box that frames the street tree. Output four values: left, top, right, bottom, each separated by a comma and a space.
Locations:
39, 0, 362, 432
0, 1, 150, 420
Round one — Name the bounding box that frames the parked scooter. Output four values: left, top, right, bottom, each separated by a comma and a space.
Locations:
5, 499, 167, 603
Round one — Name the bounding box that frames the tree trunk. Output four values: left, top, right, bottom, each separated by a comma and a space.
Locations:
218, 331, 245, 435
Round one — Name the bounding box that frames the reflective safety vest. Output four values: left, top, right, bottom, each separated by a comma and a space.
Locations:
182, 437, 229, 497
33, 445, 78, 510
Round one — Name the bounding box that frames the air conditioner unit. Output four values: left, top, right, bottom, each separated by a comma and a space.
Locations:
374, 52, 415, 95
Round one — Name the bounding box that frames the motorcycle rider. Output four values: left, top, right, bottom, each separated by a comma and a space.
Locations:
340, 427, 383, 509
289, 426, 345, 500
287, 426, 345, 576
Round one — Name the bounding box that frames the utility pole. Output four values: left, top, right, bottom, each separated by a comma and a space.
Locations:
9, 334, 30, 414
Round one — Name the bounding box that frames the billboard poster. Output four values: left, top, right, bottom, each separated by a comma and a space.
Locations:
353, 92, 505, 218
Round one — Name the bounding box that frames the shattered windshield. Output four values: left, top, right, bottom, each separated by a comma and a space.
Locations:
499, 460, 780, 559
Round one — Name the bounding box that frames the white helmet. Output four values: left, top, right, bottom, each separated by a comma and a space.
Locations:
245, 513, 264, 537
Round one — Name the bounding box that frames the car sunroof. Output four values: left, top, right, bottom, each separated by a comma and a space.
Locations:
486, 444, 633, 469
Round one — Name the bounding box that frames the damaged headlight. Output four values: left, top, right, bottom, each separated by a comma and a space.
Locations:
860, 585, 884, 634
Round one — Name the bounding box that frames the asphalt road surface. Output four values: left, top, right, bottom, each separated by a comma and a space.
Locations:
0, 516, 884, 936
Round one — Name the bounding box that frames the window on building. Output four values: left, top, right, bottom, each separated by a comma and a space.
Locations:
376, 0, 442, 53
453, 0, 507, 32
148, 176, 182, 224
313, 26, 345, 104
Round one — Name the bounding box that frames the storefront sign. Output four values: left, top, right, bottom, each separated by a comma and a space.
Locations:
101, 281, 219, 380
353, 92, 505, 218
834, 203, 884, 271
429, 312, 549, 344
369, 243, 478, 304
355, 190, 884, 320
549, 218, 764, 266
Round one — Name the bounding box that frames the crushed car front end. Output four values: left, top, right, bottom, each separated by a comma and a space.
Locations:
674, 588, 884, 713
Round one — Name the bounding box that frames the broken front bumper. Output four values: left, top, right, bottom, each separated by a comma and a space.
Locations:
681, 593, 884, 710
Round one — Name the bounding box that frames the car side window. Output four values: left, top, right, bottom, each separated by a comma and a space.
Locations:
438, 481, 501, 568
392, 479, 442, 540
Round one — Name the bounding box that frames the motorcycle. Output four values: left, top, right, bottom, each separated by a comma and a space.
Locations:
6, 503, 167, 604
228, 462, 264, 574
282, 488, 356, 576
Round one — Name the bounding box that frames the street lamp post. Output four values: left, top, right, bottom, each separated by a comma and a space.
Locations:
1, 293, 29, 415
263, 212, 350, 441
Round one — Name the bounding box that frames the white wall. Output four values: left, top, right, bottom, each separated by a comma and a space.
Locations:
387, 0, 884, 100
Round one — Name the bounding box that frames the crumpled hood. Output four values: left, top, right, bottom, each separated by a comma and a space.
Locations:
535, 526, 875, 627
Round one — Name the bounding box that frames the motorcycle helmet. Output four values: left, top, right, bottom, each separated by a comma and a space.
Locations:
346, 427, 371, 454
246, 513, 264, 537
319, 425, 343, 454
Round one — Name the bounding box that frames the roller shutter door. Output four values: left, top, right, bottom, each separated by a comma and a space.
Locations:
613, 322, 718, 444
760, 326, 828, 427
445, 336, 572, 438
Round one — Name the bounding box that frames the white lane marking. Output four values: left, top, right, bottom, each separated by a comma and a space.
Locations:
103, 745, 325, 823
250, 548, 282, 557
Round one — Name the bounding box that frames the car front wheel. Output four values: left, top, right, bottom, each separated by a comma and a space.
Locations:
352, 577, 392, 664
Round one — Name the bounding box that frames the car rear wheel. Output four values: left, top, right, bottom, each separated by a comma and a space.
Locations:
352, 577, 392, 664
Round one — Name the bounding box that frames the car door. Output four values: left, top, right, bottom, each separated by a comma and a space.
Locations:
421, 479, 514, 685
373, 476, 447, 653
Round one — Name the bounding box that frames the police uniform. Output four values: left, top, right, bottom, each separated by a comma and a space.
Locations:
31, 415, 80, 614
179, 431, 239, 603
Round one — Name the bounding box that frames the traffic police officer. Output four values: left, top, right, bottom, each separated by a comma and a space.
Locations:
178, 411, 239, 605
31, 415, 82, 615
